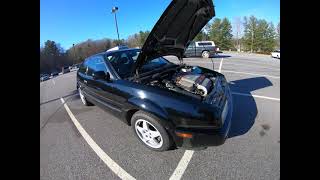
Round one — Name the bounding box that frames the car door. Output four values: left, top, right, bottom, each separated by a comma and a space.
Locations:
77, 57, 96, 97
185, 42, 196, 57
77, 58, 90, 93
195, 42, 210, 56
195, 42, 204, 56
90, 55, 126, 114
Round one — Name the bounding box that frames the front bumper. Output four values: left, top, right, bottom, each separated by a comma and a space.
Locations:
173, 78, 233, 149
173, 100, 233, 148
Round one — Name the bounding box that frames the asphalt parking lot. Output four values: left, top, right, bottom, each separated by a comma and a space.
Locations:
40, 52, 280, 180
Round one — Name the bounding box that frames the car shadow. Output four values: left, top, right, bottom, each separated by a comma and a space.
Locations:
227, 76, 273, 138
212, 54, 231, 58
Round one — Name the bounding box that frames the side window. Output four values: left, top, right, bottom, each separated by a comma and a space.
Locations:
86, 57, 95, 76
93, 56, 108, 73
78, 59, 88, 74
198, 42, 212, 46
188, 42, 195, 48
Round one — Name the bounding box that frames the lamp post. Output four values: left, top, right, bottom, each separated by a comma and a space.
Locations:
111, 7, 120, 44
72, 43, 76, 65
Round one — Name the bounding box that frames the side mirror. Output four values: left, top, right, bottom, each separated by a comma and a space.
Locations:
92, 71, 111, 81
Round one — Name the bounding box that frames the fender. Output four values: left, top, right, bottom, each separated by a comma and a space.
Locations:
127, 97, 174, 130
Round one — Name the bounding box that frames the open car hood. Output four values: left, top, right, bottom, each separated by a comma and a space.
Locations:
132, 0, 215, 75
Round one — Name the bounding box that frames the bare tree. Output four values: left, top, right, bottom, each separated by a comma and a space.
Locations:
233, 17, 242, 51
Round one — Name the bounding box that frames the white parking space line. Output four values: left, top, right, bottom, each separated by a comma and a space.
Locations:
169, 150, 194, 180
232, 92, 280, 102
60, 98, 136, 180
222, 70, 280, 79
52, 79, 55, 85
218, 58, 224, 73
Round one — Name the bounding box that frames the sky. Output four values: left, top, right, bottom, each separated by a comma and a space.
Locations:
40, 0, 280, 50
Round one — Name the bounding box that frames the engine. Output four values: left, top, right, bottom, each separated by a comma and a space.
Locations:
146, 66, 215, 98
173, 72, 212, 96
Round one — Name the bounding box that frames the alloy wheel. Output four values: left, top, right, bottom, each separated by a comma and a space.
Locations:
78, 88, 86, 105
202, 51, 210, 58
134, 119, 163, 148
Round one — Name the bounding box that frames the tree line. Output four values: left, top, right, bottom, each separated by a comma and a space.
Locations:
40, 15, 279, 73
195, 16, 280, 53
40, 31, 151, 74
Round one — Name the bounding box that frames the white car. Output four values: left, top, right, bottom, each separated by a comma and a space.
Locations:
106, 45, 129, 52
271, 50, 280, 59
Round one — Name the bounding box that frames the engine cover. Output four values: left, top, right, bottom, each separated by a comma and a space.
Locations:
174, 72, 212, 96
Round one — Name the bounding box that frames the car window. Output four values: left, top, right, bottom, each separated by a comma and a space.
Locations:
85, 57, 95, 76
197, 43, 206, 46
93, 56, 108, 73
78, 60, 88, 74
187, 42, 195, 48
196, 42, 215, 46
105, 49, 139, 78
140, 57, 170, 73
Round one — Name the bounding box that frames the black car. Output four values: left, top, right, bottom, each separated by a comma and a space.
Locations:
50, 71, 59, 78
77, 0, 232, 151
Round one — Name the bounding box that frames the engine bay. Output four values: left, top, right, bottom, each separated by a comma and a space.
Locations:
143, 65, 217, 98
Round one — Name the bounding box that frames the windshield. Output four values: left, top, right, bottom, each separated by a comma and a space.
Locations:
139, 57, 170, 73
104, 49, 171, 78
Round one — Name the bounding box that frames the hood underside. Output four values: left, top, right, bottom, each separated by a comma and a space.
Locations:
133, 0, 215, 74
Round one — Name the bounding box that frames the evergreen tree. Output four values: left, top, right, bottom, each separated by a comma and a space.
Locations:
243, 16, 258, 52
208, 18, 233, 50
220, 18, 233, 50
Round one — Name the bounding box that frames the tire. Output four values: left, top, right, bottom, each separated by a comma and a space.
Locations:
202, 51, 210, 58
78, 87, 94, 106
131, 111, 173, 151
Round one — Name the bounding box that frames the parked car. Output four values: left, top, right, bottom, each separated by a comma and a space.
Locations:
107, 45, 129, 52
271, 50, 280, 59
184, 41, 218, 58
50, 71, 59, 78
69, 65, 77, 71
77, 0, 232, 151
62, 66, 70, 74
40, 74, 50, 82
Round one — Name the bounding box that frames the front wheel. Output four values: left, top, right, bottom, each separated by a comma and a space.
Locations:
78, 88, 93, 106
202, 51, 210, 58
131, 111, 173, 151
